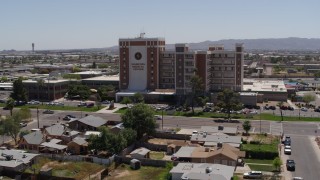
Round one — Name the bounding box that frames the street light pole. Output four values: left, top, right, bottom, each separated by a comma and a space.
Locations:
37, 107, 40, 128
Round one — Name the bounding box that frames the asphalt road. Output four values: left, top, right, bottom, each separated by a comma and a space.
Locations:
288, 135, 320, 180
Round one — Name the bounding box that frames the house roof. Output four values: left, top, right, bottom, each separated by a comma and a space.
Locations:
0, 149, 39, 168
130, 147, 150, 156
41, 142, 67, 150
23, 131, 44, 145
71, 115, 108, 128
174, 147, 196, 158
175, 144, 245, 161
71, 137, 88, 146
45, 124, 65, 136
170, 163, 234, 180
191, 134, 241, 145
201, 126, 237, 134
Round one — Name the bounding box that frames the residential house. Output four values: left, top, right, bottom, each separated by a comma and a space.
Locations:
19, 131, 44, 152
129, 147, 150, 159
44, 124, 79, 143
190, 133, 242, 148
173, 144, 245, 167
167, 140, 198, 155
170, 163, 235, 180
68, 115, 108, 132
39, 139, 67, 154
67, 137, 88, 155
0, 149, 39, 172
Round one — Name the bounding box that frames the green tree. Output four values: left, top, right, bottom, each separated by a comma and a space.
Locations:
133, 92, 144, 103
19, 108, 32, 121
10, 77, 28, 102
67, 84, 91, 100
62, 74, 81, 80
242, 120, 252, 135
277, 101, 284, 122
5, 98, 15, 116
92, 61, 97, 69
97, 85, 115, 101
88, 127, 132, 154
314, 71, 320, 78
72, 66, 81, 73
272, 157, 282, 172
120, 128, 137, 146
2, 112, 23, 144
189, 75, 204, 114
216, 89, 242, 120
0, 76, 8, 82
303, 93, 316, 104
121, 103, 156, 139
120, 97, 132, 107
197, 96, 209, 109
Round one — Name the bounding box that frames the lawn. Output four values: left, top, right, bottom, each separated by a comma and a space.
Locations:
242, 143, 278, 153
25, 157, 104, 179
244, 159, 273, 164
22, 104, 104, 112
108, 164, 169, 180
248, 164, 276, 172
149, 151, 165, 160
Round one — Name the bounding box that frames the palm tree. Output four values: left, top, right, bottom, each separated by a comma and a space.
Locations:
6, 97, 15, 116
277, 101, 284, 122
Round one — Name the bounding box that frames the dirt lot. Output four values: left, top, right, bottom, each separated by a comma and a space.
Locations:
148, 138, 190, 145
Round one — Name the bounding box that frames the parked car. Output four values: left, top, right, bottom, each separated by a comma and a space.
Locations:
86, 103, 94, 108
269, 106, 276, 110
101, 100, 110, 104
28, 100, 40, 105
154, 115, 162, 120
43, 109, 54, 114
243, 171, 263, 179
77, 102, 87, 107
292, 177, 303, 180
203, 107, 212, 112
300, 107, 308, 112
286, 159, 295, 171
288, 106, 294, 111
19, 122, 27, 127
284, 145, 292, 155
66, 115, 76, 118
63, 116, 72, 121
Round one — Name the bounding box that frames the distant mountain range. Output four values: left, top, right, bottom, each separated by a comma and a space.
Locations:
107, 37, 320, 51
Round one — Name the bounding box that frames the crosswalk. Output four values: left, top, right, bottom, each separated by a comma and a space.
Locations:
270, 121, 283, 135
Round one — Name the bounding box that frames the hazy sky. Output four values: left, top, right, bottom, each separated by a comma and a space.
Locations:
1, 0, 320, 50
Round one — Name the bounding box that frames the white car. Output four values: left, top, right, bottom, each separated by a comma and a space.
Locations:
154, 115, 162, 120
284, 145, 292, 155
300, 107, 308, 112
243, 171, 262, 179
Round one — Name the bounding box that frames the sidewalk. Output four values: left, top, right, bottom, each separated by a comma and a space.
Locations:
287, 100, 299, 110
96, 103, 126, 113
